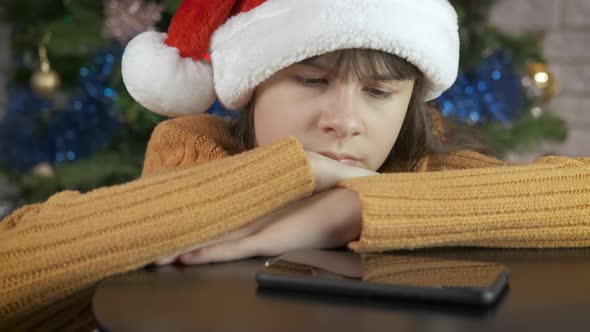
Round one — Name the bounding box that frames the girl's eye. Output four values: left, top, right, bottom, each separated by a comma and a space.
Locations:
365, 87, 394, 100
296, 77, 328, 87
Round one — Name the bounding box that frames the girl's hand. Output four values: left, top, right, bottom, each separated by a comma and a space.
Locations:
177, 187, 363, 265
305, 151, 378, 193
154, 207, 278, 265
154, 151, 378, 265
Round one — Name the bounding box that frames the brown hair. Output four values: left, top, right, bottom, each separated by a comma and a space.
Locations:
232, 49, 489, 173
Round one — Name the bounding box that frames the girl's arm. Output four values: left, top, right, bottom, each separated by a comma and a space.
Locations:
0, 134, 315, 319
169, 187, 364, 265
340, 154, 590, 251
164, 151, 590, 264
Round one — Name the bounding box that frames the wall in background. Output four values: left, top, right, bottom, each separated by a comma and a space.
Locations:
491, 0, 590, 159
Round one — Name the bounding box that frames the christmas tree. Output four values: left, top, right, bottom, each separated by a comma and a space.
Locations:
0, 0, 181, 204
441, 0, 566, 155
0, 0, 567, 209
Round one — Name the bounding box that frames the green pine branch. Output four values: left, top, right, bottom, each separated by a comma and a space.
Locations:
0, 138, 146, 204
483, 109, 568, 156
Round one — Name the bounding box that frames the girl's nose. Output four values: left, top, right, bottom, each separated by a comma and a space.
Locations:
317, 84, 363, 138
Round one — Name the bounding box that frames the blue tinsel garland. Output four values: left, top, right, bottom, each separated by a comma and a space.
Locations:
435, 50, 525, 125
0, 45, 122, 173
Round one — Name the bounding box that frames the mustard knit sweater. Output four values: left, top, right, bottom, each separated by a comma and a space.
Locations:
1, 114, 589, 319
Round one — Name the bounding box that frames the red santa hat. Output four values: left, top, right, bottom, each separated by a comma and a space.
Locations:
122, 0, 460, 117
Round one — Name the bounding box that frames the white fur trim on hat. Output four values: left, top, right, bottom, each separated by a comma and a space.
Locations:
211, 0, 459, 110
122, 31, 216, 116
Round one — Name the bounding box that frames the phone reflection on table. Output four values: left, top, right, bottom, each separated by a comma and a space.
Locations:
256, 249, 510, 311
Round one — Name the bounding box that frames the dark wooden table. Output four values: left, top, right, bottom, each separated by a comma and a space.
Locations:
93, 248, 590, 332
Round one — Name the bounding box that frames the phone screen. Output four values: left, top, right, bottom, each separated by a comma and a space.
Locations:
256, 249, 509, 306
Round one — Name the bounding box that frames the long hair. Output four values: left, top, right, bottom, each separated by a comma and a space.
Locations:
232, 49, 488, 172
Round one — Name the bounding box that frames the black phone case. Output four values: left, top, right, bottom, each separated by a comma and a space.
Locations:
255, 270, 509, 306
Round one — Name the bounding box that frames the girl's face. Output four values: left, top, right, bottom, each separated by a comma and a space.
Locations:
253, 52, 415, 171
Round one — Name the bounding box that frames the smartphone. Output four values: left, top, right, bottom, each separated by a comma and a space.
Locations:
255, 249, 509, 306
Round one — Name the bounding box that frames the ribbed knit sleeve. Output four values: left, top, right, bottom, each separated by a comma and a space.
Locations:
0, 136, 315, 319
340, 155, 590, 252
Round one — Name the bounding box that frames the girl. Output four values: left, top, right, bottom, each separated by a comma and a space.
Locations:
1, 0, 589, 319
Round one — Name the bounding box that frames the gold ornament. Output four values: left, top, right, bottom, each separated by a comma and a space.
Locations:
525, 62, 558, 104
30, 45, 60, 97
32, 162, 55, 178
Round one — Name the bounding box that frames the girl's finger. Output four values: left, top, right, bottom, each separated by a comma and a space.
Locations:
154, 255, 178, 266
178, 234, 262, 265
152, 216, 273, 266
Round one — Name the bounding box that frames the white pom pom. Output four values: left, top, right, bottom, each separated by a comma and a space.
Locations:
122, 31, 216, 117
